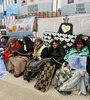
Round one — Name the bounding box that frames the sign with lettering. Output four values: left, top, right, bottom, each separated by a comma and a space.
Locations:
19, 0, 52, 15
61, 0, 90, 15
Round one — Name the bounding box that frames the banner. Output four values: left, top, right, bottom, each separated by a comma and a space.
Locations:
0, 12, 4, 19
19, 0, 52, 15
61, 0, 90, 15
6, 4, 18, 17
6, 16, 35, 39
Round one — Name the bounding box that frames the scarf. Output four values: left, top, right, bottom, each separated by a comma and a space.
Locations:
34, 44, 42, 56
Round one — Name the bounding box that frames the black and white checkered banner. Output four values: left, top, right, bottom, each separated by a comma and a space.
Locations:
43, 31, 76, 51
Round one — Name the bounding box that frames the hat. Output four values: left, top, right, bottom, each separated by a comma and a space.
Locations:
35, 38, 43, 44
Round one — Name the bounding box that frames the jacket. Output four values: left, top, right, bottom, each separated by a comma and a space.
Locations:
3, 40, 21, 63
64, 46, 90, 62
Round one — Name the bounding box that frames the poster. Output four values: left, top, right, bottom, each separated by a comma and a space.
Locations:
6, 4, 18, 17
68, 0, 74, 4
69, 55, 87, 71
21, 0, 27, 6
61, 0, 90, 15
19, 0, 52, 15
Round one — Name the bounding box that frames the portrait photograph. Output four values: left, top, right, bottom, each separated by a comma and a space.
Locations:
68, 0, 74, 4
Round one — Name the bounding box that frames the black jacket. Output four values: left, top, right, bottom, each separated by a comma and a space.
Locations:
48, 46, 66, 63
85, 38, 90, 50
16, 43, 34, 57
40, 47, 49, 58
85, 38, 90, 75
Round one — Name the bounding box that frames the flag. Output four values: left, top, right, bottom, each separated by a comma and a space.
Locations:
0, 0, 3, 5
6, 16, 35, 39
0, 12, 4, 19
6, 4, 18, 17
7, 31, 35, 39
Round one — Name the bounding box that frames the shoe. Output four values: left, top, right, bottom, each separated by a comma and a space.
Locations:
14, 75, 19, 78
59, 91, 71, 95
27, 76, 32, 82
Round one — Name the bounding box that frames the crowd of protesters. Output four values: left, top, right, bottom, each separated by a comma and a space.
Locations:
0, 34, 90, 95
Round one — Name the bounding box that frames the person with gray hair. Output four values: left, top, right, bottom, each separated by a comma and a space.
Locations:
33, 38, 48, 59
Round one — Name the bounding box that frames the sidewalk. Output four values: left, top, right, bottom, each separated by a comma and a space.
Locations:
0, 74, 90, 100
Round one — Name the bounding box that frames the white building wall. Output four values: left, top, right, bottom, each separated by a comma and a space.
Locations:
38, 14, 90, 38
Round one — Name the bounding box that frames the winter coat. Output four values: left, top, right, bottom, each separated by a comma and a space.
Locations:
16, 43, 34, 57
48, 46, 66, 63
3, 40, 21, 63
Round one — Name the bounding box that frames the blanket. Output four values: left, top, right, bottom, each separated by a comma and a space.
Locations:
0, 56, 8, 78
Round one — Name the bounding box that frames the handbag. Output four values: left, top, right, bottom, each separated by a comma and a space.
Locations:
29, 57, 51, 72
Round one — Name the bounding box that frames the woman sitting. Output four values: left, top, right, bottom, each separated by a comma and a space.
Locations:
16, 37, 34, 58
55, 34, 90, 95
48, 40, 66, 77
24, 38, 48, 81
3, 38, 21, 71
33, 38, 48, 59
5, 37, 34, 77
33, 40, 65, 92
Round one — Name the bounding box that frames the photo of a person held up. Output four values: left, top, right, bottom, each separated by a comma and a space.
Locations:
68, 0, 74, 4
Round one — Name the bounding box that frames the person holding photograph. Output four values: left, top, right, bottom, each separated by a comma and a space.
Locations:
55, 34, 90, 95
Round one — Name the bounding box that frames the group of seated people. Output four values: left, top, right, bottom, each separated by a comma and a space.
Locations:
0, 34, 90, 95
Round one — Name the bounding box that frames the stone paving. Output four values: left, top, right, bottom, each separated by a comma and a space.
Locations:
0, 74, 90, 100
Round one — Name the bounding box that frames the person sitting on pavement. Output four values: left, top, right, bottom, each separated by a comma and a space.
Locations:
2, 37, 21, 72
55, 34, 90, 95
7, 36, 34, 77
